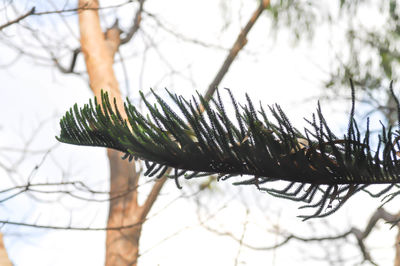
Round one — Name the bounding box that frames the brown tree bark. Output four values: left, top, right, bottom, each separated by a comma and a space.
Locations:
78, 1, 143, 265
0, 233, 12, 266
78, 0, 169, 264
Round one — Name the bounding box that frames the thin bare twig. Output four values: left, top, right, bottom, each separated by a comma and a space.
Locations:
0, 219, 144, 231
234, 208, 250, 266
202, 207, 398, 265
143, 10, 228, 51
204, 0, 270, 102
0, 178, 156, 203
0, 7, 35, 31
32, 1, 134, 16
120, 0, 145, 44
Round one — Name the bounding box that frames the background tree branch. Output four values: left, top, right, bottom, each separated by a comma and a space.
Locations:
0, 7, 35, 31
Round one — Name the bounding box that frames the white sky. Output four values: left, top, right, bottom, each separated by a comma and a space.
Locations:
0, 0, 399, 265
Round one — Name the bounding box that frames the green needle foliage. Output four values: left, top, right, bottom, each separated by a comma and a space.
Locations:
57, 81, 400, 220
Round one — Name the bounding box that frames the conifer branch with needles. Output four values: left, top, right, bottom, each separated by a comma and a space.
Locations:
57, 82, 400, 220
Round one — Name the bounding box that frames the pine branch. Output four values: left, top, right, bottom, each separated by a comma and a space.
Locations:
57, 84, 400, 220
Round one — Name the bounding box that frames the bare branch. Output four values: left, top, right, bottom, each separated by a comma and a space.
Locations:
52, 47, 81, 74
234, 208, 250, 266
31, 1, 134, 16
0, 219, 144, 231
120, 0, 145, 45
0, 178, 156, 203
0, 7, 35, 31
201, 221, 321, 251
270, 208, 398, 265
200, 206, 399, 266
204, 0, 270, 102
143, 10, 227, 50
139, 174, 168, 219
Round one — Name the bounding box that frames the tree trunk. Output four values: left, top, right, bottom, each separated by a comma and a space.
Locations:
0, 233, 12, 266
395, 224, 400, 266
104, 149, 142, 265
78, 1, 142, 265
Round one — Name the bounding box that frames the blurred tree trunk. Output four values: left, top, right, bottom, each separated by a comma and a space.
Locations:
395, 223, 400, 266
0, 233, 12, 266
78, 1, 146, 265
